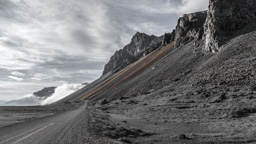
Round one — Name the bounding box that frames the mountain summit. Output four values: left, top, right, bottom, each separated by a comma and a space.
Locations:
102, 32, 162, 75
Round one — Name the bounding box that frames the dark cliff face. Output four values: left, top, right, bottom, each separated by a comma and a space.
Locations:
102, 32, 162, 75
33, 87, 56, 97
174, 11, 207, 47
203, 0, 256, 52
162, 31, 175, 46
173, 0, 256, 52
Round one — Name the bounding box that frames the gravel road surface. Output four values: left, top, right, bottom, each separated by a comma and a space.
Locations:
0, 101, 92, 144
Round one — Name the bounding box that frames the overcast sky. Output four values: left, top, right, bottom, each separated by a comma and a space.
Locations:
0, 0, 208, 101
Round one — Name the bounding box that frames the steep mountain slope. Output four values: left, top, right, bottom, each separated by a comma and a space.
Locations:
190, 28, 256, 86
78, 11, 208, 102
79, 42, 174, 101
90, 31, 256, 144
83, 0, 256, 143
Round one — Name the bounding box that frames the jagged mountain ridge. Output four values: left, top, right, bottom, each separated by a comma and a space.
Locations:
33, 87, 56, 98
102, 32, 163, 75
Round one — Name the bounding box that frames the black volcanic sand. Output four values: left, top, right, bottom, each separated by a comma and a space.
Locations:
89, 28, 256, 143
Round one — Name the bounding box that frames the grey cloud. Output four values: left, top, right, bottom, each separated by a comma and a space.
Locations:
3, 40, 22, 47
103, 0, 179, 38
53, 72, 100, 83
28, 55, 105, 83
0, 0, 30, 23
0, 0, 16, 17
0, 69, 10, 80
71, 30, 96, 49
37, 56, 105, 71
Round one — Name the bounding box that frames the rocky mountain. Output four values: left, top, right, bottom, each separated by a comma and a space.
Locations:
33, 87, 56, 98
203, 0, 256, 52
174, 11, 207, 47
102, 32, 163, 75
81, 0, 256, 143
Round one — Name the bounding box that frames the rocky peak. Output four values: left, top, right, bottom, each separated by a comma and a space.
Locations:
174, 11, 207, 47
126, 32, 159, 56
33, 87, 56, 98
203, 0, 256, 52
131, 32, 147, 42
103, 32, 162, 75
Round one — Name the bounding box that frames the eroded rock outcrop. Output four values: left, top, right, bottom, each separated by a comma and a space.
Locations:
174, 11, 207, 47
103, 32, 162, 75
203, 0, 256, 52
162, 30, 175, 45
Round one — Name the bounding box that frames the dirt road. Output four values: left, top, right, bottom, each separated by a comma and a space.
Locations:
0, 101, 93, 144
